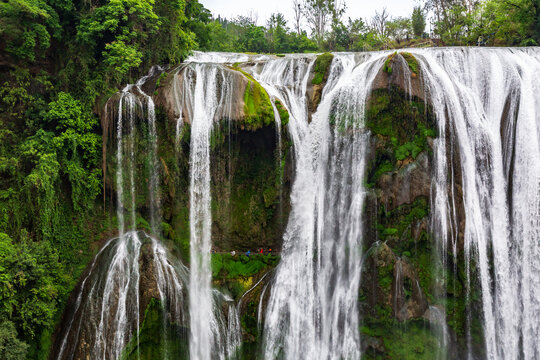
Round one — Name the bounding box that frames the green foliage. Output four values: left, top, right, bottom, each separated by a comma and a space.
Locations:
411, 7, 426, 38
312, 53, 334, 85
383, 52, 396, 75
0, 233, 68, 340
0, 321, 28, 360
211, 253, 279, 279
274, 100, 289, 127
46, 92, 101, 212
0, 0, 61, 62
382, 321, 441, 359
429, 0, 540, 46
366, 86, 436, 172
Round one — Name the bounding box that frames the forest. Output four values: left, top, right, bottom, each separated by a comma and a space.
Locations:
0, 0, 539, 358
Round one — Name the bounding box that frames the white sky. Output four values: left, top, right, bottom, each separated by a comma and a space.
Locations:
201, 0, 420, 27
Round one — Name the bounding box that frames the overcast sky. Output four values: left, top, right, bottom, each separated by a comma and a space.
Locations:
201, 0, 420, 27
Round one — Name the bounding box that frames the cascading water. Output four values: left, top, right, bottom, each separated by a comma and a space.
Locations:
183, 62, 241, 360
411, 48, 540, 360
54, 84, 190, 360
54, 64, 242, 359
250, 53, 388, 359
53, 48, 540, 360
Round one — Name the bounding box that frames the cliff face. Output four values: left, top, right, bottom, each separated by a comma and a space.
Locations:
101, 63, 292, 258
57, 52, 486, 359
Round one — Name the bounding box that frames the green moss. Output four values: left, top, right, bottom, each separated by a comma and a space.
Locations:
400, 52, 419, 75
383, 52, 397, 75
212, 253, 279, 280
211, 253, 279, 308
312, 52, 334, 85
121, 299, 188, 360
365, 86, 436, 189
232, 66, 275, 131
155, 72, 168, 88
241, 304, 258, 338
153, 72, 168, 95
362, 317, 443, 360
274, 99, 289, 126
376, 197, 430, 248
374, 246, 395, 291
383, 228, 398, 236
209, 124, 291, 252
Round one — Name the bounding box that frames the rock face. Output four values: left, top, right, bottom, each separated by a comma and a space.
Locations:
376, 152, 431, 210
362, 242, 428, 322
306, 52, 334, 121
89, 53, 480, 360
393, 258, 429, 321
101, 62, 292, 257
360, 52, 455, 359
154, 64, 247, 126
371, 52, 426, 101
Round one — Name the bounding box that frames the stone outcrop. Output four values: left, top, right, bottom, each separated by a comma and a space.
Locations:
100, 62, 292, 257
306, 52, 334, 121
154, 64, 247, 126
376, 152, 431, 210
371, 52, 426, 101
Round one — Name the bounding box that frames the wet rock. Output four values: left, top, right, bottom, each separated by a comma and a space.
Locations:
393, 258, 429, 322
153, 64, 247, 125
377, 152, 431, 210
306, 53, 334, 121
361, 335, 385, 354
362, 242, 429, 322
139, 241, 161, 323
371, 52, 426, 101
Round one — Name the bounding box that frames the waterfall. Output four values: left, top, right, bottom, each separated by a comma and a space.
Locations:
187, 63, 221, 360
174, 60, 242, 360
54, 64, 242, 359
412, 48, 540, 360
52, 49, 540, 360
250, 53, 386, 359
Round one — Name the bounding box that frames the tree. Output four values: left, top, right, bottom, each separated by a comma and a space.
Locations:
293, 0, 303, 35
0, 232, 67, 340
303, 0, 344, 47
0, 322, 27, 360
412, 6, 426, 37
370, 8, 391, 39
0, 0, 63, 62
267, 13, 289, 52
386, 17, 412, 44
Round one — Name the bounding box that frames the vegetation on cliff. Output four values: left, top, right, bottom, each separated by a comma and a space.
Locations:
312, 53, 334, 85
1, 0, 538, 357
0, 0, 208, 356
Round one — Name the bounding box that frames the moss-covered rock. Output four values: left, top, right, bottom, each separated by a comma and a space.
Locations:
307, 53, 335, 120
211, 253, 279, 300
361, 319, 443, 360
235, 67, 275, 131
210, 123, 292, 252
382, 52, 418, 78
312, 53, 334, 85
400, 52, 419, 76
360, 57, 486, 358
121, 299, 189, 360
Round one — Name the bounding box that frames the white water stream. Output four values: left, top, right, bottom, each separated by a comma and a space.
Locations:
54, 48, 540, 360
413, 48, 540, 360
